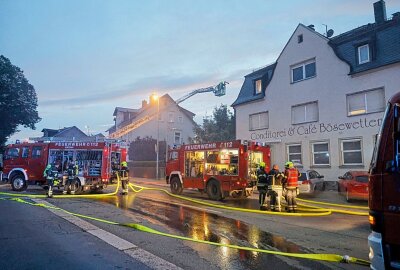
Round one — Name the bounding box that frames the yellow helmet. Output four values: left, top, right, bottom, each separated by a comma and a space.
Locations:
121, 161, 128, 167
259, 161, 266, 168
285, 161, 294, 168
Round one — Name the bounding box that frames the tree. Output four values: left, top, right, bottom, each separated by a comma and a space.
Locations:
0, 55, 41, 151
192, 104, 235, 143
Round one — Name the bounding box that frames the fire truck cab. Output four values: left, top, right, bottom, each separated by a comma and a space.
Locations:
166, 140, 270, 200
0, 141, 127, 193
368, 92, 400, 269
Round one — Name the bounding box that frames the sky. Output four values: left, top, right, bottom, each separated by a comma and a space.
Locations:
1, 0, 399, 143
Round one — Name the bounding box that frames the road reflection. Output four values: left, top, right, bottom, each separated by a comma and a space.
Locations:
99, 194, 307, 269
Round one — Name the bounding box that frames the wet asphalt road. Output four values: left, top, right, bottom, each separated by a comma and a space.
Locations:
0, 181, 369, 270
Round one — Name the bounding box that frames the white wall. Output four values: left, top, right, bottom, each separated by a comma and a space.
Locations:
235, 24, 400, 180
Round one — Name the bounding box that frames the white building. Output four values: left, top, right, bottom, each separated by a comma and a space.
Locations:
233, 1, 400, 180
107, 94, 196, 147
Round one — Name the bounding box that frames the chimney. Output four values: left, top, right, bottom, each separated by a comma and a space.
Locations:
142, 100, 147, 108
307, 24, 315, 30
374, 0, 387, 24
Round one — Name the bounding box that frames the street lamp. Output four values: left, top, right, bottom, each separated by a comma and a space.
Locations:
151, 93, 160, 179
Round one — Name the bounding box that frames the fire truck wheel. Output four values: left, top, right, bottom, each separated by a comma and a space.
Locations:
207, 179, 222, 201
11, 174, 27, 192
170, 177, 183, 194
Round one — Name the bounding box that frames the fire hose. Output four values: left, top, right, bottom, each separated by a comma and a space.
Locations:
0, 196, 370, 267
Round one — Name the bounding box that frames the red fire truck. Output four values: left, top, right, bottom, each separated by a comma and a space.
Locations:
0, 141, 127, 193
368, 92, 400, 269
165, 140, 271, 200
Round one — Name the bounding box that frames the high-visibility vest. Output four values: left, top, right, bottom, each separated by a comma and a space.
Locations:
285, 168, 299, 188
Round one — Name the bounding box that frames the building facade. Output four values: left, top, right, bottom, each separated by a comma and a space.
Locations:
108, 94, 196, 148
233, 1, 400, 180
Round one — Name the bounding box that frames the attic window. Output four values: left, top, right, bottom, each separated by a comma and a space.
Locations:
298, 34, 303, 43
358, 44, 370, 64
255, 79, 262, 94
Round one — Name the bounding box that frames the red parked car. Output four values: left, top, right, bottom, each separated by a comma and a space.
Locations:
337, 171, 369, 202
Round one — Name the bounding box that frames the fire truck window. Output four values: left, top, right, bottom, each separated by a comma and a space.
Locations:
185, 151, 204, 178
248, 152, 263, 181
22, 147, 29, 158
7, 148, 20, 158
32, 146, 42, 158
169, 151, 178, 161
206, 150, 238, 176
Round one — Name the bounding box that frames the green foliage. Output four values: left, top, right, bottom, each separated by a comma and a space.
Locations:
192, 104, 235, 143
0, 55, 41, 151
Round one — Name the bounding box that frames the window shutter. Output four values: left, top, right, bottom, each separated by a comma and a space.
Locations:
348, 93, 365, 114
292, 105, 305, 124
366, 89, 385, 113
306, 102, 318, 122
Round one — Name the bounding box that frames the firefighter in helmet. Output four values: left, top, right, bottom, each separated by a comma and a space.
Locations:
268, 164, 284, 211
120, 161, 129, 195
44, 164, 57, 198
256, 161, 269, 210
283, 161, 300, 212
63, 161, 79, 195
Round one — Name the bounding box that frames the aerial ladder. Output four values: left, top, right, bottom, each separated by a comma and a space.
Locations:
109, 81, 228, 139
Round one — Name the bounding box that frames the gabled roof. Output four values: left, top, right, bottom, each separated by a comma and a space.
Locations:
113, 107, 138, 117
329, 14, 400, 74
232, 63, 276, 107
116, 94, 197, 129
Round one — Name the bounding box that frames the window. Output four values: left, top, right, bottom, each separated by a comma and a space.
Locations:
347, 88, 385, 116
32, 146, 42, 158
340, 138, 363, 165
249, 111, 269, 130
298, 34, 303, 43
358, 44, 370, 64
22, 147, 30, 158
178, 116, 183, 123
311, 142, 330, 166
291, 102, 318, 124
174, 131, 181, 145
255, 79, 262, 94
291, 59, 316, 83
287, 144, 302, 165
168, 112, 174, 123
7, 148, 20, 158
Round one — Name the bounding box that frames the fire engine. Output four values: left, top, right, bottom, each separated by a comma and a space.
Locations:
0, 141, 127, 193
368, 92, 400, 270
165, 140, 271, 200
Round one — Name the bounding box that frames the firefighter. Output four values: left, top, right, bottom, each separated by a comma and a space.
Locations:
283, 161, 300, 212
63, 162, 79, 195
43, 164, 57, 198
120, 161, 129, 195
256, 161, 269, 210
268, 164, 283, 211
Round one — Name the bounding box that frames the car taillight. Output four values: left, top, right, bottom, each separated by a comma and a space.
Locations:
302, 180, 311, 185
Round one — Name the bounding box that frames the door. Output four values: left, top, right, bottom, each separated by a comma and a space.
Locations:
28, 146, 46, 181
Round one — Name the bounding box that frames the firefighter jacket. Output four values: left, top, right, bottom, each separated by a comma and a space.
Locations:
67, 165, 79, 177
256, 168, 269, 185
284, 168, 300, 189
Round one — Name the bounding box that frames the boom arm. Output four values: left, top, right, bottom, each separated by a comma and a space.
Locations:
175, 81, 228, 104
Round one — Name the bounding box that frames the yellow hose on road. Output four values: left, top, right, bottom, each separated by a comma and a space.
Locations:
3, 197, 370, 267
129, 183, 332, 217
297, 197, 369, 210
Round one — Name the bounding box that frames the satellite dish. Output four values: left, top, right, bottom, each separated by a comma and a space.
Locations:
327, 29, 334, 38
